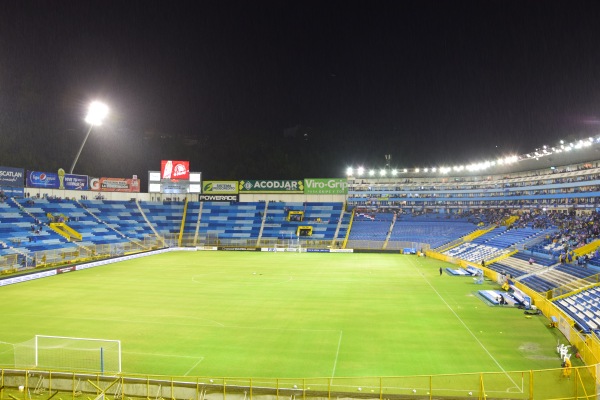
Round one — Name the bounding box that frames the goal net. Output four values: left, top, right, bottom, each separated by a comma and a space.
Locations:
14, 335, 121, 374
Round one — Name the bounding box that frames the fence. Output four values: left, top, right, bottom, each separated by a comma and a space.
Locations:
0, 236, 162, 276
0, 366, 596, 400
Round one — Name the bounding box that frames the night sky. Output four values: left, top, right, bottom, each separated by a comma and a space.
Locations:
2, 1, 600, 183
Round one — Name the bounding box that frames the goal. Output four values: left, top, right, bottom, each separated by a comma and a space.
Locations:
14, 335, 121, 374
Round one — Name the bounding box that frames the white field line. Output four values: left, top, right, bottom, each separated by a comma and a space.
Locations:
184, 357, 205, 376
331, 331, 343, 378
408, 257, 522, 392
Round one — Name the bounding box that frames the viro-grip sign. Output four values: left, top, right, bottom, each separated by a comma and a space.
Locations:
303, 178, 348, 194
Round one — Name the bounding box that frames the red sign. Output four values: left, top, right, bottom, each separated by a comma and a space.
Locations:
161, 160, 190, 180
90, 177, 141, 192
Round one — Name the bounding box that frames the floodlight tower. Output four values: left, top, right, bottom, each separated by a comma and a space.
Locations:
69, 101, 109, 174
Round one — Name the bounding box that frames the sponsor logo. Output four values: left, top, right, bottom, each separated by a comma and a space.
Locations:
239, 180, 304, 192
0, 167, 24, 185
203, 181, 238, 193
173, 163, 188, 177
307, 248, 330, 253
199, 194, 239, 202
304, 178, 348, 194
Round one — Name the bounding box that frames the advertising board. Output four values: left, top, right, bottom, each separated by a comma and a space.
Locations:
90, 177, 141, 192
202, 181, 238, 194
161, 160, 190, 180
0, 166, 24, 187
199, 194, 239, 202
27, 170, 88, 190
238, 180, 304, 193
304, 178, 348, 194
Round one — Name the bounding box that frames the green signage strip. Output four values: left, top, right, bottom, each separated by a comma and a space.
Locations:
203, 181, 239, 194
239, 180, 304, 193
303, 178, 348, 194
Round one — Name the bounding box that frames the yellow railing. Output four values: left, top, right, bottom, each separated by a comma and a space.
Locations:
342, 211, 355, 249
178, 198, 188, 247
0, 366, 596, 400
573, 239, 600, 257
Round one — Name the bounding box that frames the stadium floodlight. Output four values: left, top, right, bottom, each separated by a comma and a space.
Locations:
391, 169, 398, 176
357, 166, 365, 176
69, 101, 109, 174
346, 167, 353, 176
379, 169, 386, 176
368, 169, 375, 176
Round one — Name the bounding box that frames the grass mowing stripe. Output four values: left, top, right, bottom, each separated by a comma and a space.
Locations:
408, 257, 522, 392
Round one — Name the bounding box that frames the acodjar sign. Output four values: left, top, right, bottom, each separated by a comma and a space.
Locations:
304, 178, 348, 194
239, 180, 304, 193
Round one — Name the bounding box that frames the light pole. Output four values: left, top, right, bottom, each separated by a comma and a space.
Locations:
69, 101, 109, 174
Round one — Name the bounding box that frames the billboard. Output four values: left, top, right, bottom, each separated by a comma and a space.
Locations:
0, 166, 24, 187
304, 178, 348, 194
202, 181, 238, 194
199, 194, 239, 202
27, 170, 89, 190
161, 160, 190, 180
90, 177, 141, 192
238, 180, 304, 193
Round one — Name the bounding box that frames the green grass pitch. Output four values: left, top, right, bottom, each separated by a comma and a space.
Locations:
0, 251, 571, 380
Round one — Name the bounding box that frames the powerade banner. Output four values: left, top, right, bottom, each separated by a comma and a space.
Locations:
27, 171, 89, 190
239, 180, 304, 193
304, 178, 348, 194
90, 177, 141, 192
0, 166, 24, 187
203, 181, 238, 194
199, 194, 239, 202
161, 160, 190, 180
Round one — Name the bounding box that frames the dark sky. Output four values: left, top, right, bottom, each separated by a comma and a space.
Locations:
2, 1, 600, 182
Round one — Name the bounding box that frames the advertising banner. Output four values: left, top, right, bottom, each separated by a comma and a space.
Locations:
0, 166, 25, 187
27, 171, 59, 188
161, 160, 190, 180
238, 179, 304, 193
199, 194, 239, 202
202, 181, 238, 194
27, 170, 89, 190
90, 177, 141, 192
304, 178, 348, 194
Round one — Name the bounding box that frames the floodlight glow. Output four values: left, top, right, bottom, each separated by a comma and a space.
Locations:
391, 169, 398, 176
403, 168, 408, 173
431, 167, 437, 172
368, 169, 375, 176
379, 169, 386, 176
84, 101, 109, 126
357, 167, 365, 176
346, 167, 353, 176
424, 168, 428, 172
415, 168, 420, 173
70, 100, 110, 174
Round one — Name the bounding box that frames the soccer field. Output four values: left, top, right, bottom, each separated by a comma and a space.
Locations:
0, 251, 569, 379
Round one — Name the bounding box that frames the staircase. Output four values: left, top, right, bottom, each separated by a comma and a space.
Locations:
49, 222, 82, 242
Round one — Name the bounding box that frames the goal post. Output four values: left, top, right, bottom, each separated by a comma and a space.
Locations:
15, 335, 121, 374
